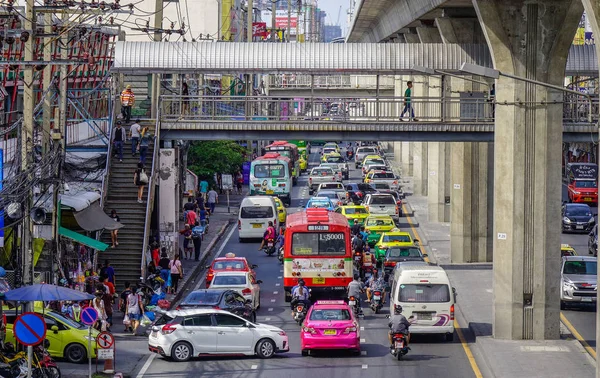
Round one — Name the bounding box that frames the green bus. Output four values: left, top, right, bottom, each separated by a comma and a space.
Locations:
288, 140, 308, 159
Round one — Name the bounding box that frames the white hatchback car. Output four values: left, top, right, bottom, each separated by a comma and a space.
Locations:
209, 271, 262, 310
148, 309, 289, 361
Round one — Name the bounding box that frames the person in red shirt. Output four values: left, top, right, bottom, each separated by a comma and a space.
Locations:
152, 246, 160, 267
186, 209, 197, 226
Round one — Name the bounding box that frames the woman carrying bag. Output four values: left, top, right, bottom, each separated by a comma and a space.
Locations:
169, 254, 183, 295
134, 162, 148, 203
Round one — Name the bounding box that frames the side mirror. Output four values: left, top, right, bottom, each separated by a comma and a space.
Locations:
251, 264, 258, 269
43, 339, 50, 348
385, 315, 391, 319
204, 265, 211, 269
51, 325, 59, 334
423, 253, 428, 258
257, 280, 263, 284
245, 322, 256, 328
452, 287, 458, 302
413, 239, 420, 245
245, 299, 253, 304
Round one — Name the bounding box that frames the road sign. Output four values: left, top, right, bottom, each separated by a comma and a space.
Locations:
97, 348, 114, 360
97, 332, 115, 349
14, 312, 46, 346
80, 307, 98, 326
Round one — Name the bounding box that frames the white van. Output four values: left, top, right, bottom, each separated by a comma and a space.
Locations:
238, 196, 279, 242
389, 264, 456, 341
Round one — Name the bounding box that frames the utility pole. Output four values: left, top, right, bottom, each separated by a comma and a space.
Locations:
42, 13, 53, 155
246, 0, 253, 158
22, 0, 35, 286
287, 0, 291, 42
271, 0, 276, 41
151, 0, 164, 119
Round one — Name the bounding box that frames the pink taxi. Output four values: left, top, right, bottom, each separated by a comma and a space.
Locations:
300, 300, 360, 356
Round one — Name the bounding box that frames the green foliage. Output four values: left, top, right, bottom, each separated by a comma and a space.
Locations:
188, 141, 248, 179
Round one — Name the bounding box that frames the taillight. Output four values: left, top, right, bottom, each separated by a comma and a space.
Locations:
384, 261, 396, 267
332, 176, 336, 181
175, 306, 181, 310
238, 220, 241, 230
393, 180, 398, 185
450, 304, 455, 320
354, 252, 361, 256
349, 296, 356, 301
309, 177, 312, 183
365, 205, 369, 211
395, 206, 399, 214
242, 288, 252, 295
278, 331, 286, 336
213, 305, 221, 310
357, 192, 364, 198
374, 291, 381, 296
302, 326, 317, 334
343, 326, 357, 334
296, 305, 304, 311
161, 324, 177, 335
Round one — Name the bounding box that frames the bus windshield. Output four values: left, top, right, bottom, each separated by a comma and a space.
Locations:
254, 164, 285, 178
291, 233, 346, 255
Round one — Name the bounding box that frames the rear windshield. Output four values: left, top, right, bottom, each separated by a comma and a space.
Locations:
254, 164, 285, 178
387, 247, 422, 258
369, 195, 396, 205
183, 291, 221, 305
320, 183, 343, 189
383, 234, 412, 243
372, 183, 390, 189
344, 208, 368, 215
291, 232, 346, 255
212, 275, 247, 285
309, 309, 351, 321
213, 260, 246, 270
316, 192, 338, 200
312, 168, 334, 176
240, 206, 274, 218
563, 261, 597, 275
575, 181, 597, 188
358, 148, 377, 154
154, 315, 174, 326
323, 148, 337, 154
308, 200, 332, 208
398, 284, 450, 303
373, 172, 395, 179
366, 218, 394, 227
357, 184, 376, 191
326, 156, 344, 163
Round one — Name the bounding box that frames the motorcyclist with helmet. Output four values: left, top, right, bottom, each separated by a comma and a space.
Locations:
290, 279, 311, 313
347, 274, 365, 315
258, 221, 277, 250
388, 305, 414, 349
366, 269, 387, 304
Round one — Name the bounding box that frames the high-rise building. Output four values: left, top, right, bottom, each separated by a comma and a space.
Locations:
323, 25, 342, 42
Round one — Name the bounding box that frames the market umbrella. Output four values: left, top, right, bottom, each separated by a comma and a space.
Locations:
3, 283, 95, 302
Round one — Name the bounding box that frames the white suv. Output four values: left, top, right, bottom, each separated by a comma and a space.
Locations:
148, 309, 289, 361
363, 193, 400, 221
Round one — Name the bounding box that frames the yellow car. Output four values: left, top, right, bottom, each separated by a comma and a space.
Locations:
335, 205, 370, 226
364, 214, 396, 246
273, 197, 287, 224
299, 155, 308, 172
373, 229, 415, 260
361, 154, 383, 166
561, 243, 577, 258
5, 308, 100, 363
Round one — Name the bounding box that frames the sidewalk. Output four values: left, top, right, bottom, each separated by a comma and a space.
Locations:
405, 193, 596, 377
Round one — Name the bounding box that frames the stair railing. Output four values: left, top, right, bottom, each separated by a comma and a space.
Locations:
140, 99, 161, 282
99, 95, 116, 209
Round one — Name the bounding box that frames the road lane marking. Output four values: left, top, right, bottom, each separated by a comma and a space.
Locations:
454, 319, 483, 378
560, 312, 597, 359
361, 351, 367, 356
360, 326, 365, 331
271, 299, 276, 302
251, 365, 258, 370
401, 203, 430, 263
360, 338, 366, 343
362, 365, 368, 369
276, 283, 280, 286
278, 276, 282, 279
273, 291, 278, 294
268, 308, 274, 311
265, 317, 271, 321
135, 353, 156, 378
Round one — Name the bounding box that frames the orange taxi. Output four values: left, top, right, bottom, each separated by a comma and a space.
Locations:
205, 253, 258, 288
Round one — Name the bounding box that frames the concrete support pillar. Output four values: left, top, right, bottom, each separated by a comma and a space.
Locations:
427, 142, 450, 222
413, 142, 428, 196
401, 141, 412, 176
451, 142, 494, 262
393, 142, 402, 164
473, 0, 583, 340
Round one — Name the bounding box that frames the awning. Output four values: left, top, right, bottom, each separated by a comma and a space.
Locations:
58, 227, 109, 252
73, 202, 124, 232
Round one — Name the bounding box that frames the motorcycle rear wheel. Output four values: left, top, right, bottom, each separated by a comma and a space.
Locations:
43, 366, 61, 378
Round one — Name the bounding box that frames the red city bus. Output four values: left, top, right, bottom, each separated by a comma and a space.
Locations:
283, 208, 353, 301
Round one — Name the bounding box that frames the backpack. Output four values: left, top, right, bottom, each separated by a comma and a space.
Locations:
192, 226, 205, 239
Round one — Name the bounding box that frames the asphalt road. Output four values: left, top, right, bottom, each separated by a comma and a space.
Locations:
137, 145, 479, 378
560, 183, 598, 351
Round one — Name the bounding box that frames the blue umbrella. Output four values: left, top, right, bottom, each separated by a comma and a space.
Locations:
3, 284, 95, 302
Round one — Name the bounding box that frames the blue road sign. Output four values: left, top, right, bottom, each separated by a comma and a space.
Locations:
14, 312, 46, 346
81, 307, 98, 326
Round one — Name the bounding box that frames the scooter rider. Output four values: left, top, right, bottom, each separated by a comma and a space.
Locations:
259, 221, 276, 250
366, 270, 387, 304
347, 273, 365, 305
291, 279, 311, 313
388, 305, 413, 349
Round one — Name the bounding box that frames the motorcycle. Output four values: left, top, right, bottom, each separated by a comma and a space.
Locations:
352, 251, 363, 270
35, 342, 60, 378
370, 289, 383, 314
348, 295, 363, 318
277, 246, 284, 263
263, 239, 276, 256
389, 332, 410, 360
292, 301, 309, 325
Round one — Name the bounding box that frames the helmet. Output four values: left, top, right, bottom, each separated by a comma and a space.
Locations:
353, 273, 360, 280
298, 280, 305, 287
394, 305, 403, 315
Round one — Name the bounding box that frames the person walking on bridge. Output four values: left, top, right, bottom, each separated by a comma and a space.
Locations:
120, 85, 135, 123
399, 81, 418, 122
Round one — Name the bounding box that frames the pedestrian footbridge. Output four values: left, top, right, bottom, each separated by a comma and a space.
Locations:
157, 95, 598, 142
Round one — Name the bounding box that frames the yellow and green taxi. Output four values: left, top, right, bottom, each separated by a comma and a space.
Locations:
361, 154, 383, 166
335, 205, 370, 226
273, 197, 287, 224
364, 214, 396, 246
299, 155, 308, 172
373, 229, 414, 261
321, 149, 340, 162
5, 308, 100, 363
561, 243, 577, 258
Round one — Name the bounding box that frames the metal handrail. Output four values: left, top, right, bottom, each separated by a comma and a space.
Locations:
99, 95, 116, 209
140, 102, 161, 282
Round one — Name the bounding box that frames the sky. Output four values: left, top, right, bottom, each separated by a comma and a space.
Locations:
319, 0, 350, 35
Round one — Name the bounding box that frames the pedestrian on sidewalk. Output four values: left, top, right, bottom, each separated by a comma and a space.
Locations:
199, 180, 209, 203
109, 211, 120, 248
119, 282, 133, 332
151, 242, 160, 267
92, 289, 108, 331
126, 288, 144, 334
183, 197, 197, 222
207, 187, 219, 214
179, 224, 193, 259
399, 81, 418, 121
113, 121, 125, 162
130, 119, 141, 156
134, 162, 148, 203
169, 254, 183, 294
186, 207, 198, 227
198, 203, 208, 227
139, 126, 151, 164
120, 85, 135, 123
101, 287, 114, 331
236, 172, 243, 195
100, 259, 116, 286
158, 249, 171, 291
192, 233, 202, 261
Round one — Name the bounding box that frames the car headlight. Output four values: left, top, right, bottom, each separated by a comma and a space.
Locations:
563, 217, 571, 224
573, 191, 581, 194
589, 217, 595, 223
563, 280, 576, 290
84, 335, 96, 341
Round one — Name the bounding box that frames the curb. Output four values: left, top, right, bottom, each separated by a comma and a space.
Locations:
169, 220, 235, 307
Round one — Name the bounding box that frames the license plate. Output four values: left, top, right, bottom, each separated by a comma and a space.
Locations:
585, 197, 592, 201
354, 256, 361, 261
324, 329, 336, 335
416, 313, 432, 320
348, 300, 356, 306
267, 242, 274, 247
252, 224, 263, 228
576, 225, 584, 230
395, 341, 404, 348
582, 297, 593, 302
365, 272, 372, 278
313, 277, 325, 284
266, 190, 274, 194
373, 295, 381, 300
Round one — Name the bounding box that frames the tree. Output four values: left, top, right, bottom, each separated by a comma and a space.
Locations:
187, 141, 248, 180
